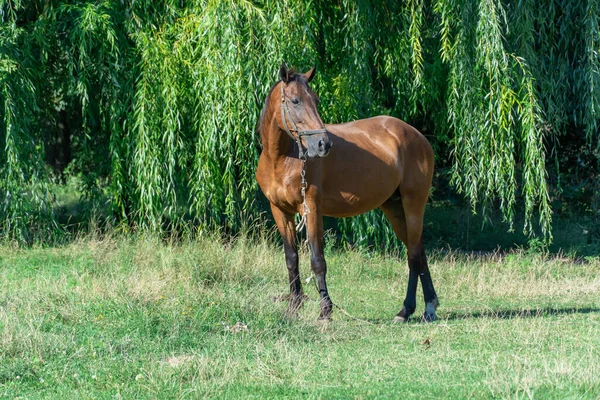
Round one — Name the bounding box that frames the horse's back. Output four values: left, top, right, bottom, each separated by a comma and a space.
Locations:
320, 115, 433, 217
326, 115, 433, 180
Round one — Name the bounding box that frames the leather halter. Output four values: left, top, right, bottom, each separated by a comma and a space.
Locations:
280, 83, 328, 158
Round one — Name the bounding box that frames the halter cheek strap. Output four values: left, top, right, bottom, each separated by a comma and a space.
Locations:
280, 84, 328, 158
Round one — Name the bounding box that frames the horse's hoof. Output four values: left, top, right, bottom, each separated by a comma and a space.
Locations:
422, 312, 438, 322
317, 315, 332, 323
393, 315, 408, 323
423, 299, 439, 322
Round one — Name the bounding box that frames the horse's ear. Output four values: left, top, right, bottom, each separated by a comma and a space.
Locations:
304, 65, 317, 83
280, 61, 290, 83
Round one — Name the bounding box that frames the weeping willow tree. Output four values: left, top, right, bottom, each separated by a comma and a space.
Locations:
1, 0, 598, 244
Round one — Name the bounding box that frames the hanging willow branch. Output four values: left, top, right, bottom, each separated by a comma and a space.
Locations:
584, 0, 600, 146
1, 0, 598, 244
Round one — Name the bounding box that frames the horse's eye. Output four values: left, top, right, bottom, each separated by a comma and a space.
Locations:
291, 97, 300, 105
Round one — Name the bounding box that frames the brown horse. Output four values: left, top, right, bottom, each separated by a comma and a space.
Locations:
256, 62, 438, 322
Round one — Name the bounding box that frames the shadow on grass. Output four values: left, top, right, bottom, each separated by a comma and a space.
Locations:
326, 306, 600, 326
443, 306, 600, 321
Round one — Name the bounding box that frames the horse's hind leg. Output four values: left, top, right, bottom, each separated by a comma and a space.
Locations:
418, 241, 439, 322
381, 190, 438, 322
380, 196, 417, 321
270, 203, 304, 316
402, 191, 439, 322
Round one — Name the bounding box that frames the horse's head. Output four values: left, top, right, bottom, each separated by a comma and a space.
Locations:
279, 62, 332, 158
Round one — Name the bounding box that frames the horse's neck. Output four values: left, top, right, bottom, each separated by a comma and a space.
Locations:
261, 111, 295, 161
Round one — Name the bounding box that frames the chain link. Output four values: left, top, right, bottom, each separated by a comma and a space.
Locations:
296, 140, 310, 232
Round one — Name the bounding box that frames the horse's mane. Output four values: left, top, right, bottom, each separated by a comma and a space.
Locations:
256, 68, 300, 135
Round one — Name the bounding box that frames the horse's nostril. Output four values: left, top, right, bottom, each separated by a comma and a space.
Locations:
318, 140, 324, 149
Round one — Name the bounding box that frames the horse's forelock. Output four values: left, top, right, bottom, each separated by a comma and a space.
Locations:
287, 68, 298, 80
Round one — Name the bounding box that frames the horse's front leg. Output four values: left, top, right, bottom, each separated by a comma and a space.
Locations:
270, 203, 303, 316
306, 205, 333, 320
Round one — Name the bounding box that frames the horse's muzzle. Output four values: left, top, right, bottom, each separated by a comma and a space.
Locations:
306, 135, 332, 158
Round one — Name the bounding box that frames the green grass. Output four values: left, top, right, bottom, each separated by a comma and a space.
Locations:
1, 234, 599, 398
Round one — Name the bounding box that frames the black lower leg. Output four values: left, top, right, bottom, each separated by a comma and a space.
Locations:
397, 267, 418, 321
287, 269, 303, 312
316, 275, 332, 319
285, 246, 303, 314
418, 248, 439, 321
419, 271, 437, 304
307, 215, 332, 320
418, 249, 438, 304
312, 256, 332, 319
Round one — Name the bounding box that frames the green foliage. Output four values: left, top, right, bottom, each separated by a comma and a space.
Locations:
584, 0, 600, 145
0, 0, 598, 244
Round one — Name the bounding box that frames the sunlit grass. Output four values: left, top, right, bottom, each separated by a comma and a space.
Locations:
1, 235, 599, 398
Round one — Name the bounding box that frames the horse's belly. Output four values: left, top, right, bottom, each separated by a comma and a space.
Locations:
322, 184, 398, 218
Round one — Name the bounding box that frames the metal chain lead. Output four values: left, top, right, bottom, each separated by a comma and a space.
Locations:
279, 82, 325, 234
296, 139, 310, 233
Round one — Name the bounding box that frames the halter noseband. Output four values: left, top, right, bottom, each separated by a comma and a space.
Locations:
280, 83, 328, 158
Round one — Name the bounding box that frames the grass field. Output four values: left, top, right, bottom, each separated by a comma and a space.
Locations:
1, 233, 599, 398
